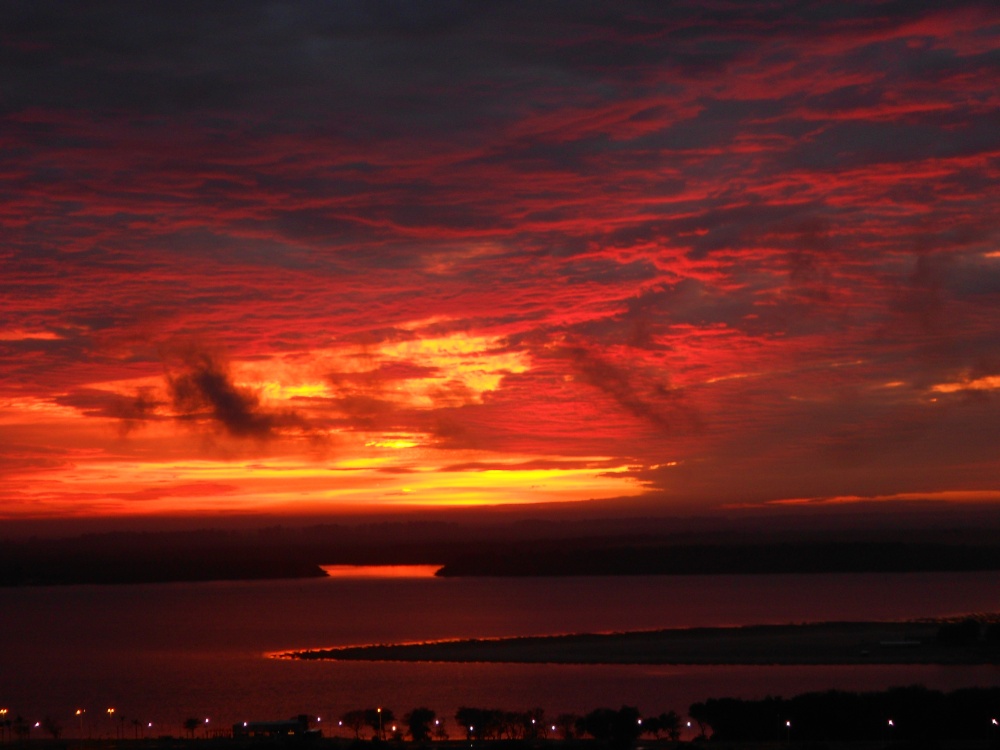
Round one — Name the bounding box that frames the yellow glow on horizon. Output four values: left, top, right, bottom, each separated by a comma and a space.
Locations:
0, 446, 644, 519
725, 489, 1000, 509
0, 329, 638, 521
373, 463, 644, 507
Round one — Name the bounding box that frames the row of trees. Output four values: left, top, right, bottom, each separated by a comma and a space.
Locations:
334, 687, 1000, 746
11, 686, 999, 745
0, 715, 64, 742
689, 686, 1000, 743
337, 708, 439, 742
335, 706, 681, 746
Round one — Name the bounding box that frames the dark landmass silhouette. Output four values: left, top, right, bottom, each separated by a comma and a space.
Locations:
4, 520, 1000, 585
0, 529, 327, 585
434, 541, 1000, 577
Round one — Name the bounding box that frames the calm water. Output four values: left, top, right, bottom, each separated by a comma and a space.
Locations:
2, 571, 998, 738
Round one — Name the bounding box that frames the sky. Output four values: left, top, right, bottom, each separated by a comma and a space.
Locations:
2, 0, 999, 526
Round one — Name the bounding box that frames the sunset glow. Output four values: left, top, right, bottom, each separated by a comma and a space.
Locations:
2, 1, 999, 524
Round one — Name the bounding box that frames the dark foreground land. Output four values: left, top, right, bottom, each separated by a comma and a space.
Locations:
12, 738, 1000, 750
285, 619, 1000, 665
13, 686, 1000, 749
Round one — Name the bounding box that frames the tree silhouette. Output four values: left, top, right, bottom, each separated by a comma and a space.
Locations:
404, 708, 436, 743
183, 718, 200, 739
364, 708, 394, 740
12, 716, 30, 742
523, 708, 546, 739
659, 711, 682, 741
582, 706, 643, 748
340, 710, 366, 739
455, 708, 487, 741
41, 716, 63, 739
688, 702, 709, 739
555, 713, 580, 740
432, 717, 448, 741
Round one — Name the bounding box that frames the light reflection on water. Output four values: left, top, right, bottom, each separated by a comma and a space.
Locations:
2, 571, 999, 739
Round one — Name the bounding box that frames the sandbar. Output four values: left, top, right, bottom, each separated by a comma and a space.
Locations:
282, 620, 998, 665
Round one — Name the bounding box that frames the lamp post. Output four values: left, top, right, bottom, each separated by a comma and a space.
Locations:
377, 708, 383, 741
1, 708, 8, 743
76, 709, 85, 739
785, 720, 791, 744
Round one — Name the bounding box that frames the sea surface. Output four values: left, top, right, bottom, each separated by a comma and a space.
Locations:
2, 569, 998, 739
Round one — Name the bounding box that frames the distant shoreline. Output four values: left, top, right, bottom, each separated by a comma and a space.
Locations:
5, 527, 1000, 586
281, 619, 1000, 665
434, 541, 1000, 577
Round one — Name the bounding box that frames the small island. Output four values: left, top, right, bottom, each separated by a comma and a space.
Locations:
281, 618, 999, 665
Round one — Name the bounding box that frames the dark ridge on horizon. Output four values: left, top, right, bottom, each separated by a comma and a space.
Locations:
4, 521, 1000, 586
435, 541, 1000, 577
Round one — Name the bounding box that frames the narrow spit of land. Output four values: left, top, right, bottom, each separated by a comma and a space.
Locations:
282, 620, 999, 665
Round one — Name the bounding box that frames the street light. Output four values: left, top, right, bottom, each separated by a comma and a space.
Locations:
377, 708, 383, 741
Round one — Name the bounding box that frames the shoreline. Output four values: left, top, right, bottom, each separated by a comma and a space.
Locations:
281, 619, 1000, 665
